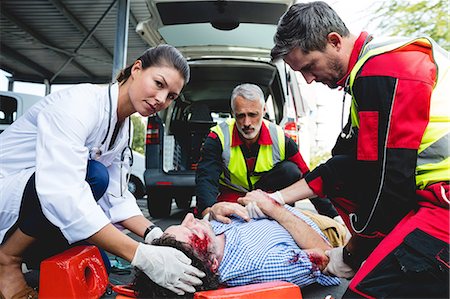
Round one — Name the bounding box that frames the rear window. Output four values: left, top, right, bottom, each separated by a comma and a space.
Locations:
138, 1, 289, 50
0, 95, 18, 125
159, 23, 277, 49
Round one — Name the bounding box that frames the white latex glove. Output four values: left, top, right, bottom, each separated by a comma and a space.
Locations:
269, 191, 285, 205
245, 191, 285, 219
144, 227, 163, 244
246, 201, 266, 219
131, 243, 206, 295
323, 246, 355, 279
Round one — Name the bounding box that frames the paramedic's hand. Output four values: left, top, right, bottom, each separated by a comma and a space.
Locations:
245, 201, 266, 219
209, 202, 250, 223
239, 190, 284, 219
131, 243, 205, 295
144, 226, 163, 244
323, 246, 355, 279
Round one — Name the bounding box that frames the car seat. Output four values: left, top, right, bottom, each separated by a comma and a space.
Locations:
187, 102, 216, 169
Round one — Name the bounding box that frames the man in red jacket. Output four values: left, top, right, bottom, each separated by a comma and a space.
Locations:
238, 2, 449, 298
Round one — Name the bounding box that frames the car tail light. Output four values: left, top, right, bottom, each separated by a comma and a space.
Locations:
146, 122, 160, 144
284, 121, 298, 143
156, 181, 173, 186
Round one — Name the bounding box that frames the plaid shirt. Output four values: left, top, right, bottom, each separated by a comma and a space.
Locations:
211, 206, 341, 287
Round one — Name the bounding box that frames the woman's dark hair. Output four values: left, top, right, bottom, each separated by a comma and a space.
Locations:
116, 44, 190, 85
132, 234, 220, 298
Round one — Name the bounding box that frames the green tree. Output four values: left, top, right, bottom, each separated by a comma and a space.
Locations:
309, 149, 331, 170
131, 114, 145, 154
372, 0, 449, 50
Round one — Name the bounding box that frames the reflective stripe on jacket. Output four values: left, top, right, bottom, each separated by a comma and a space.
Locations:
349, 36, 450, 190
211, 119, 286, 192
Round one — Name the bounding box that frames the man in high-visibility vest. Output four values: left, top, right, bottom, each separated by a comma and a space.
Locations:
238, 2, 449, 298
195, 83, 343, 234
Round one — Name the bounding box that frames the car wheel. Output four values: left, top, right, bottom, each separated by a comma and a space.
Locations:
128, 175, 145, 198
175, 196, 192, 210
147, 190, 172, 218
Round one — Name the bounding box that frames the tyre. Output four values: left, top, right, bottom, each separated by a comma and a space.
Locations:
175, 196, 192, 210
128, 175, 145, 199
147, 189, 172, 218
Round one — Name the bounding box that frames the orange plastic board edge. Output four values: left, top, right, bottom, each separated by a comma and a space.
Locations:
194, 281, 302, 299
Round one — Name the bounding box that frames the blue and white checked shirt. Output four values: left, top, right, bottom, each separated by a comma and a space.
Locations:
210, 205, 341, 287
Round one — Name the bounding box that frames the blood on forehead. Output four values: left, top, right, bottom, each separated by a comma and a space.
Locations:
189, 234, 210, 257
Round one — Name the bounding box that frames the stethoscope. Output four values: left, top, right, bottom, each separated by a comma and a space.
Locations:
89, 84, 133, 196
339, 33, 374, 140
339, 76, 353, 139
89, 84, 114, 160
339, 33, 387, 235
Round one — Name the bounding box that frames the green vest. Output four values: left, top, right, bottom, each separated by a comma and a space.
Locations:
211, 118, 286, 192
348, 36, 450, 189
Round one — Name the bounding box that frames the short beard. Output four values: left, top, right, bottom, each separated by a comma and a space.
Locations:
237, 126, 258, 140
327, 58, 345, 89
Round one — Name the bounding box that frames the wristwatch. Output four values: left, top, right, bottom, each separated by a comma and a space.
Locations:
144, 225, 158, 239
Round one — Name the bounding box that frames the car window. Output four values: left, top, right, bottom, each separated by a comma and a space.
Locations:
265, 95, 276, 123
0, 95, 18, 125
138, 0, 292, 51
211, 112, 231, 124
159, 23, 277, 49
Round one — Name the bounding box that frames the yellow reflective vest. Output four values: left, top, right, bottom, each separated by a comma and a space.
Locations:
211, 119, 286, 192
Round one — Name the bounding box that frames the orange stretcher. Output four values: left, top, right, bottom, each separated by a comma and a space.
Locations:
113, 281, 302, 299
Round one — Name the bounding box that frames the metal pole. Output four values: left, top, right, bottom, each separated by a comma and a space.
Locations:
7, 77, 14, 91
49, 0, 117, 83
44, 79, 51, 95
112, 0, 130, 82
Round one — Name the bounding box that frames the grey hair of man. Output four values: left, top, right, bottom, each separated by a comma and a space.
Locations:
271, 1, 350, 61
230, 83, 265, 113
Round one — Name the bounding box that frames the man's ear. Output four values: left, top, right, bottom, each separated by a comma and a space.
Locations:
211, 257, 219, 272
327, 32, 343, 51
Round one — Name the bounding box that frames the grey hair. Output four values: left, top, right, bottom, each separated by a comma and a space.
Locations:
271, 1, 349, 61
230, 83, 265, 112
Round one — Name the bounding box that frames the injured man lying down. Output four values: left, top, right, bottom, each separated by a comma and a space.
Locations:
133, 198, 341, 298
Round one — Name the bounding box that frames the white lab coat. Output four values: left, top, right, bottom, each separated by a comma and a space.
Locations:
0, 83, 143, 244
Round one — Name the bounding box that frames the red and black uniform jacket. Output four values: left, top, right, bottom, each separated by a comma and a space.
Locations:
305, 32, 437, 237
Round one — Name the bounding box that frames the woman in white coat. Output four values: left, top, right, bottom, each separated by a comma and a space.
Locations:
0, 44, 204, 299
